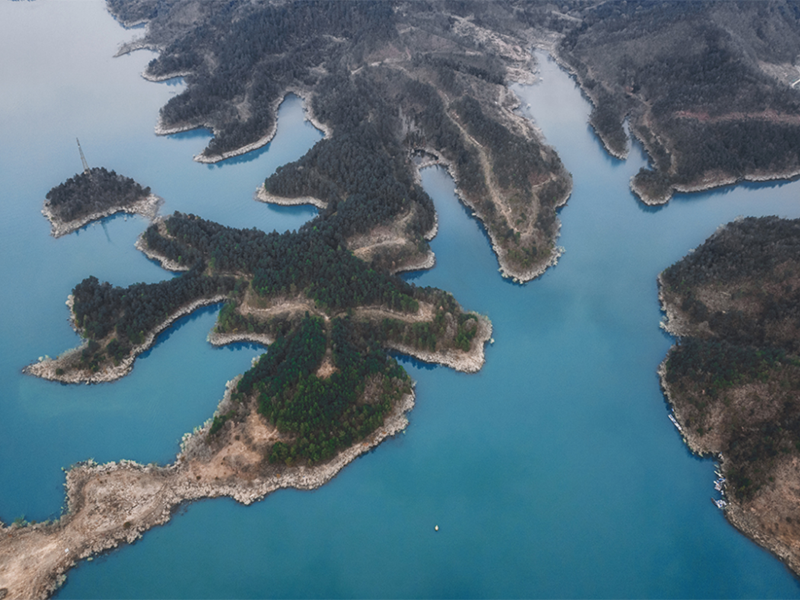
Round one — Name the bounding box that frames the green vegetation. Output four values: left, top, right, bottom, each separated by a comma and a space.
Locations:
45, 167, 151, 223
215, 301, 278, 338
661, 217, 800, 501
66, 202, 482, 385
71, 267, 235, 369
118, 0, 398, 158
145, 212, 420, 312
62, 196, 483, 463
371, 293, 480, 353
109, 0, 800, 211
220, 314, 412, 466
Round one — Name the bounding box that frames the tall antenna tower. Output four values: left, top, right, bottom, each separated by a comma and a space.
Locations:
76, 138, 91, 174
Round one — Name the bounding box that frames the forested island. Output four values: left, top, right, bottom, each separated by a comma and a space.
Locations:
43, 167, 161, 237
659, 216, 800, 576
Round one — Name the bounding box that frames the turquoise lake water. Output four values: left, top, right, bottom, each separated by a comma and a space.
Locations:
3, 1, 800, 597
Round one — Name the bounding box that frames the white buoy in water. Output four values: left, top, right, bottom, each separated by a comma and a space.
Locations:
434, 525, 439, 532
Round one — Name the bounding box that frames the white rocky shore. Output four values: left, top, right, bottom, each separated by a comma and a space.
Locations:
631, 163, 800, 206
254, 185, 328, 210
134, 224, 190, 272
207, 330, 275, 347
387, 314, 492, 373
0, 380, 415, 600
153, 88, 332, 164
391, 250, 436, 275
24, 294, 228, 385
43, 193, 162, 239
413, 146, 570, 284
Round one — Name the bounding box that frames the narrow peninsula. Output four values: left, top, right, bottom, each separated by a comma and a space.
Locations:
0, 377, 418, 599
106, 0, 574, 283
13, 199, 490, 597
659, 216, 800, 577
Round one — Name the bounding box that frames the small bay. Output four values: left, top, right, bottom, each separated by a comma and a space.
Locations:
2, 2, 800, 597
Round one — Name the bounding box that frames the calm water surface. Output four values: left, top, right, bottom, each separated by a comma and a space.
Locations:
2, 1, 800, 597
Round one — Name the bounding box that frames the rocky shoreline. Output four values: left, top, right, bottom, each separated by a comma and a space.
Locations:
544, 48, 630, 163
142, 69, 192, 83
656, 269, 800, 580
254, 185, 328, 210
632, 164, 800, 206
547, 46, 800, 208
590, 123, 629, 161
134, 224, 190, 272
154, 88, 331, 165
23, 294, 227, 385
43, 193, 162, 239
255, 179, 437, 261
656, 332, 800, 580
207, 330, 275, 347
656, 272, 715, 456
391, 250, 436, 275
725, 488, 800, 578
0, 381, 415, 599
656, 273, 691, 337
389, 212, 439, 274
386, 313, 492, 374
657, 361, 709, 457
415, 149, 569, 284
205, 307, 490, 373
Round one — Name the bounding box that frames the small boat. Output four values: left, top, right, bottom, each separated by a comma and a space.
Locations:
668, 413, 683, 432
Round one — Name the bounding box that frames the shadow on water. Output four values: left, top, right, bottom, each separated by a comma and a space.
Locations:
635, 198, 668, 215
260, 203, 319, 231
669, 176, 800, 208
138, 303, 223, 358
99, 220, 112, 243
399, 269, 427, 283
141, 255, 185, 275
71, 211, 138, 238
581, 123, 629, 165
205, 139, 275, 168
402, 165, 511, 284
390, 351, 438, 371
214, 340, 269, 353
166, 128, 212, 141
203, 94, 323, 169
136, 303, 271, 359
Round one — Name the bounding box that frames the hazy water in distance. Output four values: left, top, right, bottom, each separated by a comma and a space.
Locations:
2, 2, 800, 597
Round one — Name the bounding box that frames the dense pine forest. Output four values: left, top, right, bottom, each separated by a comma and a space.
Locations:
45, 167, 151, 223
661, 217, 800, 502
108, 0, 800, 211
62, 203, 483, 464
221, 315, 412, 466
107, 0, 573, 279
20, 0, 800, 586
67, 0, 800, 484
554, 0, 800, 201
143, 212, 420, 311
